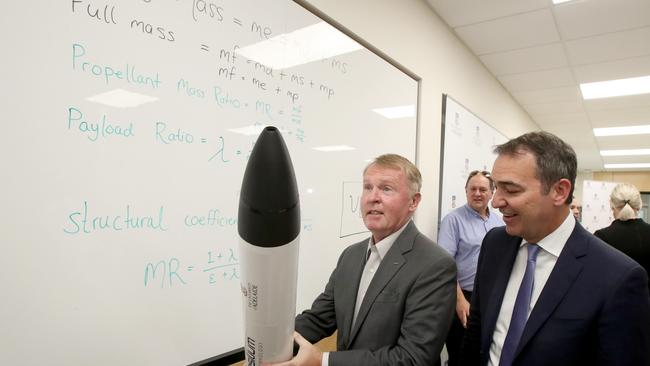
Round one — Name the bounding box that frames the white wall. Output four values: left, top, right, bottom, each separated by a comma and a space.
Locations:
303, 0, 538, 238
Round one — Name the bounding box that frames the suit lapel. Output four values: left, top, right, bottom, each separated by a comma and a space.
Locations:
482, 235, 522, 352
515, 225, 587, 356
341, 243, 371, 347
348, 221, 414, 345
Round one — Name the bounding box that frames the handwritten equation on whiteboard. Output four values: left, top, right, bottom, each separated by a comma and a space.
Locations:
144, 249, 240, 289
62, 1, 352, 292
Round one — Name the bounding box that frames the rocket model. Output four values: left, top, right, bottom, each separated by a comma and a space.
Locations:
238, 126, 300, 366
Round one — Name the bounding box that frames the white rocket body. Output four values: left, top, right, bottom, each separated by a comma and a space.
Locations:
237, 126, 301, 366
239, 238, 299, 364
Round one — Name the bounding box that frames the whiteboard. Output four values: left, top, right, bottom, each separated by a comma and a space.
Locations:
438, 95, 507, 231
0, 1, 418, 365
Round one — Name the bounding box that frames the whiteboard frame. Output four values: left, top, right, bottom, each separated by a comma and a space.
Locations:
0, 0, 422, 364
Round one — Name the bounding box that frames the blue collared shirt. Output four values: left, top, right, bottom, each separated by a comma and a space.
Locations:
438, 204, 504, 291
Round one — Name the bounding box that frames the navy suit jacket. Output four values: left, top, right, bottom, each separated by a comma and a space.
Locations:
461, 222, 650, 366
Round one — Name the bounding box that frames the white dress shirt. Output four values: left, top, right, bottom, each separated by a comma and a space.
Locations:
488, 211, 575, 366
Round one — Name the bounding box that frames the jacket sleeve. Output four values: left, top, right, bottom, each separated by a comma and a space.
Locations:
294, 249, 347, 344
597, 264, 650, 365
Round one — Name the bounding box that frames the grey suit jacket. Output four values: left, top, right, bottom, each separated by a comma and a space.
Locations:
295, 220, 457, 365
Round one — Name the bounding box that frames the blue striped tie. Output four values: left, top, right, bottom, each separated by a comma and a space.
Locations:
499, 244, 540, 366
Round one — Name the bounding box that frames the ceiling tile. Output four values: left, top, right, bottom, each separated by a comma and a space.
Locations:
534, 112, 590, 128
512, 86, 582, 105
573, 55, 650, 83
553, 0, 650, 40
498, 68, 575, 92
455, 9, 560, 55
426, 0, 548, 27
525, 101, 584, 117
565, 27, 650, 65
480, 43, 568, 76
596, 135, 650, 149
577, 153, 606, 171
587, 105, 650, 127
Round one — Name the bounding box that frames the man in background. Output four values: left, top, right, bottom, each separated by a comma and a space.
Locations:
272, 154, 456, 366
570, 196, 581, 221
438, 170, 504, 366
461, 131, 650, 366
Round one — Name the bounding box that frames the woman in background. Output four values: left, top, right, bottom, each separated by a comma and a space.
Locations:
595, 183, 650, 291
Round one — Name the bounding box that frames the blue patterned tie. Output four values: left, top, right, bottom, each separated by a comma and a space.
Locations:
499, 244, 540, 366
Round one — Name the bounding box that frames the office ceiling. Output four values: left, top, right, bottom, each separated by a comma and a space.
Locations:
425, 0, 650, 172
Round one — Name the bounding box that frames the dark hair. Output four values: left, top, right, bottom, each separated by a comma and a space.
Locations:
494, 131, 576, 204
465, 170, 495, 191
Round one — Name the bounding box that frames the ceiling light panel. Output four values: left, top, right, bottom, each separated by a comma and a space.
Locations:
593, 124, 650, 136
580, 75, 650, 99
600, 149, 650, 156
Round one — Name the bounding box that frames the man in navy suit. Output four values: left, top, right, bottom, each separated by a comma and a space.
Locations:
460, 131, 650, 366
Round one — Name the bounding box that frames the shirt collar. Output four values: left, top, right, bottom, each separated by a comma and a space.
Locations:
464, 203, 491, 221
521, 211, 575, 258
367, 220, 410, 260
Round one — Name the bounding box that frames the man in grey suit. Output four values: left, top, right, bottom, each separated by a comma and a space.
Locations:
271, 153, 457, 366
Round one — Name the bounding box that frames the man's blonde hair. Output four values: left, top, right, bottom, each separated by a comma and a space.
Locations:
364, 154, 422, 196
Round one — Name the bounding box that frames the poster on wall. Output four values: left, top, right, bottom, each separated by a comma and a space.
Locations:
438, 95, 508, 235
581, 180, 619, 233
